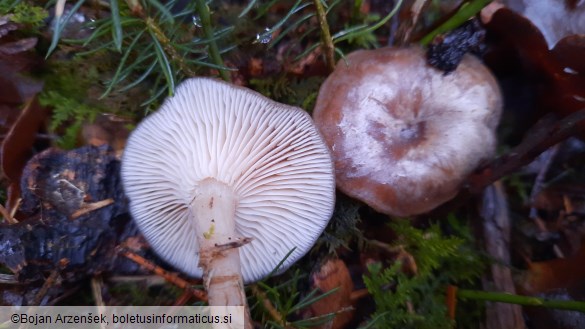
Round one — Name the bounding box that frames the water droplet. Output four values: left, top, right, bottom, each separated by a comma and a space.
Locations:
88, 17, 96, 30
192, 15, 202, 27
256, 27, 272, 44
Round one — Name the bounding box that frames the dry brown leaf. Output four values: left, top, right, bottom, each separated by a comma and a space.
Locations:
520, 244, 585, 294
485, 8, 585, 128
308, 258, 355, 329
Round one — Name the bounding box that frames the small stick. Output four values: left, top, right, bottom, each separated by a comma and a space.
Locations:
251, 285, 287, 327
529, 144, 560, 220
91, 275, 105, 307
71, 199, 114, 219
401, 0, 429, 44
314, 0, 336, 72
213, 237, 252, 254
0, 203, 17, 224
0, 274, 18, 284
32, 259, 68, 305
108, 275, 166, 285
120, 249, 208, 301
9, 198, 21, 221
563, 195, 575, 215
91, 275, 108, 329
173, 290, 193, 306
350, 288, 369, 301
468, 110, 585, 195
55, 0, 66, 18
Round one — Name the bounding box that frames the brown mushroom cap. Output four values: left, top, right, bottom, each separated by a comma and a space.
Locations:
313, 47, 502, 217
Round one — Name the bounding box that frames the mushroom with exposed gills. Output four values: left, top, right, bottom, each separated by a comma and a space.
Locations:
313, 46, 502, 217
121, 78, 335, 327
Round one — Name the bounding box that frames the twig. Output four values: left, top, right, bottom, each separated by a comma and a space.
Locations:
120, 249, 208, 301
91, 275, 107, 329
528, 144, 560, 220
401, 0, 429, 44
48, 285, 82, 306
125, 0, 144, 16
350, 288, 369, 301
173, 290, 193, 306
107, 275, 166, 285
55, 0, 66, 18
468, 110, 585, 195
71, 198, 114, 219
0, 274, 18, 284
32, 259, 68, 305
91, 275, 105, 307
527, 144, 561, 250
563, 195, 574, 215
479, 182, 526, 329
0, 203, 17, 224
313, 0, 335, 72
251, 284, 287, 327
9, 198, 21, 220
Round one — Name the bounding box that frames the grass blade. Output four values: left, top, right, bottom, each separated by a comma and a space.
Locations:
239, 0, 258, 18
141, 82, 167, 107
149, 30, 175, 96
333, 0, 402, 44
118, 60, 158, 92
144, 0, 174, 22
110, 0, 123, 51
101, 29, 147, 98
47, 0, 86, 57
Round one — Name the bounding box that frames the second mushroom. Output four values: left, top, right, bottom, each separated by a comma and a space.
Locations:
313, 46, 502, 217
121, 78, 335, 325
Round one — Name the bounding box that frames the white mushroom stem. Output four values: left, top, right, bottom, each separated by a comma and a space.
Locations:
190, 177, 252, 328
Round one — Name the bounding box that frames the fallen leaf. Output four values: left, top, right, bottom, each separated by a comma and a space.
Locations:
519, 244, 585, 294
0, 97, 48, 214
309, 258, 355, 329
1, 97, 48, 182
485, 8, 585, 129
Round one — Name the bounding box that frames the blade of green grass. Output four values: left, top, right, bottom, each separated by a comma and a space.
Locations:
145, 0, 174, 22
46, 0, 86, 57
268, 12, 315, 49
141, 80, 167, 106
110, 0, 122, 51
101, 29, 147, 98
239, 0, 258, 17
118, 60, 157, 92
149, 30, 175, 96
419, 0, 493, 45
333, 0, 402, 44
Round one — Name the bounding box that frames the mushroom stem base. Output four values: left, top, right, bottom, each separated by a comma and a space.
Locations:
201, 248, 251, 328
191, 178, 252, 328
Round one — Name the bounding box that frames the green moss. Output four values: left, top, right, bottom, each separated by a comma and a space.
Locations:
39, 91, 100, 149
362, 219, 485, 329
39, 57, 104, 149
1, 2, 47, 27
11, 3, 47, 26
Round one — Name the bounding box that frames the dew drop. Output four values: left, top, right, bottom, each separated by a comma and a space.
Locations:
192, 15, 202, 28
256, 27, 272, 44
